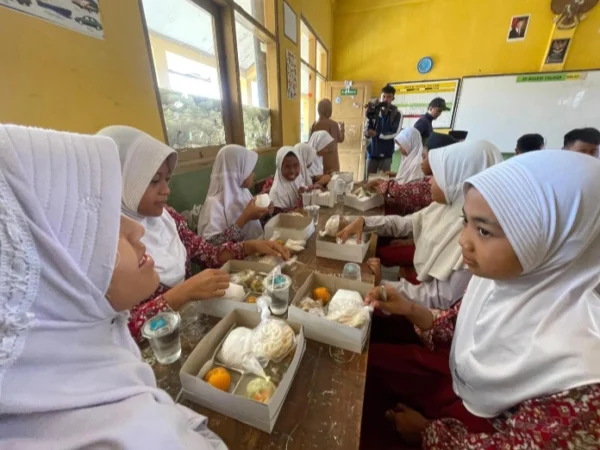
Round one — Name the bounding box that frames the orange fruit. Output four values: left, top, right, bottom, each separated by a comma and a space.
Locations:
312, 287, 332, 305
204, 367, 231, 392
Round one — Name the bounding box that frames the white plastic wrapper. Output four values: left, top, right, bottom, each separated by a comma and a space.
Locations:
320, 215, 340, 237
255, 193, 271, 208
216, 327, 267, 378
222, 283, 245, 301
325, 289, 373, 329
285, 239, 306, 253
251, 296, 297, 364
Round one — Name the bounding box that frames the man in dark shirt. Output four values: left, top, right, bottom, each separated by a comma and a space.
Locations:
364, 85, 402, 174
413, 97, 450, 142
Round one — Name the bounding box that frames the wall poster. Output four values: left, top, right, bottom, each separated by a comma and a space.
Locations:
286, 48, 298, 100
0, 0, 103, 39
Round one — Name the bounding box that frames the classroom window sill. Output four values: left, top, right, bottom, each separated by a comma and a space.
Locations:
173, 146, 279, 175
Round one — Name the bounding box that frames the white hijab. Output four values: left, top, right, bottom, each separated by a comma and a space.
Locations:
98, 126, 187, 288
295, 142, 318, 186
0, 125, 225, 449
451, 150, 600, 418
412, 140, 503, 282
307, 131, 334, 176
270, 146, 304, 209
197, 145, 263, 240
395, 128, 425, 184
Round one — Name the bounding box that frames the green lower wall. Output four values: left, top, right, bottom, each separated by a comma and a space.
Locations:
168, 153, 277, 212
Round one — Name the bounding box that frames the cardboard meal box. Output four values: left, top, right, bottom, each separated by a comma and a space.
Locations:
195, 260, 276, 318
344, 192, 385, 212
316, 232, 371, 264
312, 190, 336, 208
288, 273, 373, 353
264, 213, 315, 241
180, 309, 306, 433
368, 173, 390, 182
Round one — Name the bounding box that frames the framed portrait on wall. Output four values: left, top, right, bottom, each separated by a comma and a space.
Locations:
545, 38, 571, 64
507, 14, 530, 41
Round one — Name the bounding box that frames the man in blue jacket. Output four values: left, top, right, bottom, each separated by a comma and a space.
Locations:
365, 85, 402, 174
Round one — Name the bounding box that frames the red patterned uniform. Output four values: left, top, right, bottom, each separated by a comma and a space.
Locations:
128, 207, 245, 342
376, 178, 432, 216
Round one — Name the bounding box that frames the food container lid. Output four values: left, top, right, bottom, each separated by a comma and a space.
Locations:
142, 311, 180, 339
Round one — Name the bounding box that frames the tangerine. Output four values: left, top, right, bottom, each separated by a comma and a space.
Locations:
312, 287, 332, 305
204, 367, 231, 392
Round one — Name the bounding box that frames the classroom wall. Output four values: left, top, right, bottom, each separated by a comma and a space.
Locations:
333, 0, 600, 91
0, 1, 164, 140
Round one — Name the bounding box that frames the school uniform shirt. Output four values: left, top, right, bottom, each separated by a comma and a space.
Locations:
376, 177, 433, 216
414, 112, 435, 140
417, 302, 600, 449
128, 207, 245, 342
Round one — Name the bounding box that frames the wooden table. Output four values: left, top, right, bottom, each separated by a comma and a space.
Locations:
149, 204, 384, 450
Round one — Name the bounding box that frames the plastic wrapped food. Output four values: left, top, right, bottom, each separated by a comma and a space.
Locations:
251, 319, 296, 362
326, 308, 370, 328
255, 193, 271, 208
223, 283, 245, 301
229, 270, 255, 286
285, 239, 306, 253
325, 289, 372, 329
246, 377, 277, 403
216, 327, 266, 378
298, 297, 325, 316
327, 289, 364, 314
319, 215, 340, 237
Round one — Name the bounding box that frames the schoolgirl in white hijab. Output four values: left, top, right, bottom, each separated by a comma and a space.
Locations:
295, 142, 318, 186
452, 150, 600, 418
197, 145, 265, 241
0, 125, 226, 449
394, 127, 425, 184
307, 130, 335, 177
270, 146, 304, 210
339, 140, 503, 309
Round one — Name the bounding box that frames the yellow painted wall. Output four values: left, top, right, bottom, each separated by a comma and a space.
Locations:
0, 1, 164, 140
333, 0, 600, 90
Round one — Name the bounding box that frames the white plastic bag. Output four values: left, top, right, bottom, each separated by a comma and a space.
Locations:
216, 327, 267, 378
251, 296, 297, 364
325, 289, 373, 329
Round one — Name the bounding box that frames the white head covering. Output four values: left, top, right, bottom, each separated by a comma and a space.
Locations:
197, 145, 263, 240
295, 142, 318, 186
307, 131, 334, 176
97, 126, 187, 288
0, 125, 225, 449
451, 150, 600, 418
394, 128, 425, 183
270, 146, 304, 209
412, 140, 503, 282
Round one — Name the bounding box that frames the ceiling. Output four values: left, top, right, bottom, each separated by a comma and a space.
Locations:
142, 0, 259, 71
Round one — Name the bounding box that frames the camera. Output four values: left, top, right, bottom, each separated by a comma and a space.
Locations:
365, 99, 388, 130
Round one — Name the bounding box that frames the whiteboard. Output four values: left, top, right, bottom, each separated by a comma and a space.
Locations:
453, 71, 600, 153
390, 79, 460, 129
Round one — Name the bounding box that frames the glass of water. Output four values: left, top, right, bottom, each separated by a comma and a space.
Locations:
301, 191, 313, 207
264, 273, 292, 315
142, 311, 182, 365
343, 263, 362, 281
304, 204, 320, 226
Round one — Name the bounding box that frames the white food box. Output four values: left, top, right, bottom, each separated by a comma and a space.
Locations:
368, 174, 390, 182
312, 190, 336, 208
180, 309, 306, 433
288, 273, 373, 353
344, 193, 385, 212
316, 232, 371, 264
264, 213, 315, 241
195, 260, 276, 318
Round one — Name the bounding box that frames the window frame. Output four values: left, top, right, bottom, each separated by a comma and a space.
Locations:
299, 17, 329, 142
139, 0, 282, 172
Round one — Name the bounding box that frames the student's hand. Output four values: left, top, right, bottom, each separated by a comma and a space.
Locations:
366, 179, 384, 190
267, 202, 275, 215
336, 217, 365, 244
367, 129, 377, 137
367, 258, 382, 286
299, 186, 308, 195
240, 198, 269, 224
385, 404, 428, 446
365, 284, 413, 316
164, 269, 230, 309
243, 240, 290, 261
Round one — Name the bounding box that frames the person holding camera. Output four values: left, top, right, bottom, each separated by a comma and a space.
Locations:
365, 85, 402, 174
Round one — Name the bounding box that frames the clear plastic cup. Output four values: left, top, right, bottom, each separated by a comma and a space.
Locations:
142, 311, 182, 364
264, 273, 292, 315
304, 204, 320, 226
343, 263, 362, 281
301, 192, 313, 206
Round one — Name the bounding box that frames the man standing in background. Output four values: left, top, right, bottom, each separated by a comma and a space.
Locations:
414, 97, 450, 142
365, 85, 402, 174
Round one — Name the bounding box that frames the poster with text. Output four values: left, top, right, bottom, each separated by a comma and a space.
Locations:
0, 0, 103, 39
390, 79, 460, 129
286, 49, 298, 100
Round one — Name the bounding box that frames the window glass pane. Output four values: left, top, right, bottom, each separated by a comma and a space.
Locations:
235, 16, 273, 149
143, 0, 225, 149
233, 0, 271, 30
300, 26, 310, 63
316, 42, 327, 76
300, 64, 312, 142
